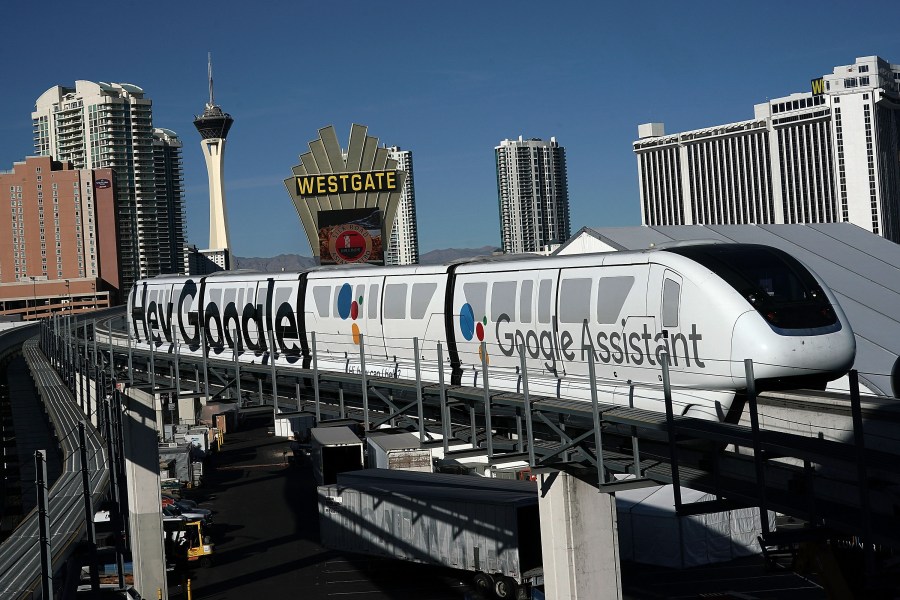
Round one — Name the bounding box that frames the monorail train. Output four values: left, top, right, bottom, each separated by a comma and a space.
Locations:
127, 243, 855, 422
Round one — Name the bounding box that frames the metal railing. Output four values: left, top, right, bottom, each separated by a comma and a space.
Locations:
0, 335, 109, 599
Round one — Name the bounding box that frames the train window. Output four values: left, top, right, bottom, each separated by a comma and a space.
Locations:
411, 283, 437, 319
490, 281, 517, 321
665, 244, 838, 329
355, 285, 365, 310
312, 286, 330, 318
463, 282, 487, 321
662, 279, 680, 327
333, 286, 344, 317
368, 284, 379, 319
520, 280, 533, 322
384, 284, 407, 319
597, 276, 634, 324
560, 278, 592, 323
538, 280, 552, 324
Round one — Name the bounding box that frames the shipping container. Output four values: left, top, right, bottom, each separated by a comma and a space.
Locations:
319, 469, 542, 598
366, 432, 433, 472
274, 410, 317, 441
310, 426, 365, 486
158, 444, 194, 485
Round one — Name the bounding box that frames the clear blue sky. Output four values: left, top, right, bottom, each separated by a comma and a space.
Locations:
2, 1, 898, 257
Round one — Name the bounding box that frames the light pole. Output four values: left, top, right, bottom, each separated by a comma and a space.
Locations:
64, 279, 70, 313
30, 276, 36, 320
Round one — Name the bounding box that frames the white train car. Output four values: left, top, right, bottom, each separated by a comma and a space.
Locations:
449, 245, 854, 420
127, 243, 855, 423
303, 264, 449, 379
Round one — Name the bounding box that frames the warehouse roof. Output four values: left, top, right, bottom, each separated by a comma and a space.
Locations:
336, 469, 538, 505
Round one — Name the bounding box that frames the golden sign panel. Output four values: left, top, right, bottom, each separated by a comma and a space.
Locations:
295, 171, 400, 198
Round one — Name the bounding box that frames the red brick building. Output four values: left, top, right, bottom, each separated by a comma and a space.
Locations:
0, 156, 119, 320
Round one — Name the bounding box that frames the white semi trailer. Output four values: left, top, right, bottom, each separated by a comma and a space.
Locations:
319, 469, 542, 599
310, 426, 365, 486
366, 431, 433, 472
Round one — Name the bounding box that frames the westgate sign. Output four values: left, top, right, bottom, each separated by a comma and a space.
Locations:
295, 170, 400, 197
283, 124, 407, 263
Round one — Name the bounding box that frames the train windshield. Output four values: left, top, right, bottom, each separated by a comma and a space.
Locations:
665, 244, 838, 330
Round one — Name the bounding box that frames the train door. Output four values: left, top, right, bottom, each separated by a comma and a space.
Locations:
334, 276, 388, 369
174, 279, 202, 352
244, 280, 269, 358
648, 265, 688, 373
532, 272, 561, 397
593, 266, 650, 390
145, 281, 176, 350
269, 276, 303, 365
453, 275, 488, 384
304, 275, 386, 373
484, 276, 524, 389
382, 274, 444, 379
361, 277, 385, 362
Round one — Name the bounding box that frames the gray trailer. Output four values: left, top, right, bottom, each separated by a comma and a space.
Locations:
310, 426, 365, 486
319, 469, 542, 599
274, 410, 316, 441
366, 431, 433, 472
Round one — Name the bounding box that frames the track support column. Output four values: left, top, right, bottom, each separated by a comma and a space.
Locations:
538, 471, 622, 600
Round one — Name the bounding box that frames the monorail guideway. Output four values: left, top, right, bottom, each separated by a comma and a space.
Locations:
16, 307, 897, 599
83, 309, 900, 550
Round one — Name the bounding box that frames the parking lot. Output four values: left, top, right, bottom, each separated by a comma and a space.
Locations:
174, 412, 826, 600
181, 413, 475, 599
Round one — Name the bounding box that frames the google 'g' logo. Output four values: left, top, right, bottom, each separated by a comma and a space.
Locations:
337, 283, 363, 344
460, 303, 490, 363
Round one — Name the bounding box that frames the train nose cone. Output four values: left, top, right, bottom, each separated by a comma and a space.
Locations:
730, 310, 856, 385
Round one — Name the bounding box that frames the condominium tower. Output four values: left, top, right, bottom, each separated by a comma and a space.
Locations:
32, 81, 188, 293
496, 137, 571, 254
384, 146, 419, 265
634, 56, 900, 242
153, 128, 190, 275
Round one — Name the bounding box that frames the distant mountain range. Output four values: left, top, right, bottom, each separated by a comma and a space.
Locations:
232, 245, 500, 272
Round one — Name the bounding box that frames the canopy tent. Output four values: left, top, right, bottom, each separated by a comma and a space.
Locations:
616, 483, 771, 568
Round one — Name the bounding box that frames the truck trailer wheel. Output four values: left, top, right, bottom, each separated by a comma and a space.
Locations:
472, 572, 494, 595
493, 576, 517, 599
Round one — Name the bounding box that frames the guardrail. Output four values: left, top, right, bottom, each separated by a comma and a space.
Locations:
0, 335, 109, 599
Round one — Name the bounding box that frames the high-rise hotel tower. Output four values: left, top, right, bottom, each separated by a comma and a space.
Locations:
384, 146, 419, 265
193, 55, 234, 270
496, 136, 571, 254
32, 81, 187, 292
634, 56, 900, 242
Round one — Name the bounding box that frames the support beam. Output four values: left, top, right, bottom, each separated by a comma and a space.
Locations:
538, 471, 622, 600
122, 388, 169, 599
